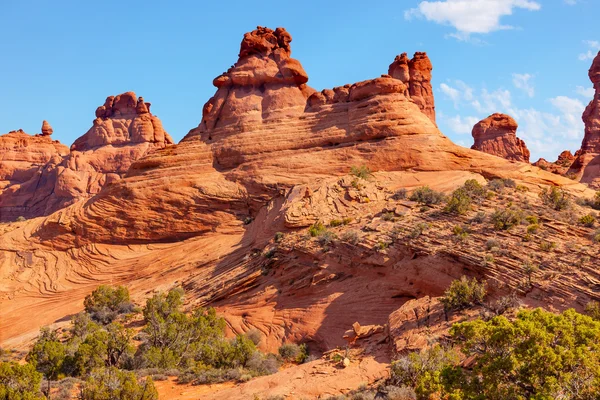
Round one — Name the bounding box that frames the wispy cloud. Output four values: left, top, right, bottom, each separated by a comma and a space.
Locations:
575, 86, 595, 98
579, 40, 600, 61
404, 0, 541, 41
512, 73, 535, 97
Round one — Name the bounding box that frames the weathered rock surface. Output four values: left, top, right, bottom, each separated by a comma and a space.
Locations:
388, 52, 436, 124
570, 51, 600, 186
0, 93, 173, 221
0, 26, 594, 370
41, 120, 53, 136
534, 150, 576, 176
471, 113, 530, 162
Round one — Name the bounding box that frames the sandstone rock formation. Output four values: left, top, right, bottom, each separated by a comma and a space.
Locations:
533, 150, 576, 176
41, 120, 53, 136
388, 52, 436, 124
0, 93, 173, 221
569, 51, 600, 186
0, 26, 593, 371
471, 113, 530, 162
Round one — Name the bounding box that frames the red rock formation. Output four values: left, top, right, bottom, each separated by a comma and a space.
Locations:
388, 52, 436, 124
0, 92, 173, 221
41, 120, 53, 136
534, 150, 576, 176
471, 113, 530, 162
569, 51, 600, 186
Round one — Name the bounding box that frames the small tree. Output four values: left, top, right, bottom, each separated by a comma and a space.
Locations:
0, 361, 43, 400
80, 367, 158, 400
26, 328, 66, 398
440, 276, 487, 311
83, 285, 134, 324
540, 186, 570, 210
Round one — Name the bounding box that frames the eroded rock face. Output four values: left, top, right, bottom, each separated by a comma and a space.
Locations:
534, 150, 576, 176
388, 52, 436, 124
570, 51, 600, 186
41, 120, 53, 136
0, 93, 173, 221
471, 113, 530, 162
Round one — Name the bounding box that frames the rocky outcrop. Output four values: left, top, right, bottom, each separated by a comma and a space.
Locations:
0, 93, 173, 221
471, 113, 530, 162
41, 120, 53, 136
388, 52, 436, 124
534, 150, 576, 176
569, 51, 600, 186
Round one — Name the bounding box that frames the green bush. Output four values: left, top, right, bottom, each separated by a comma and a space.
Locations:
0, 361, 43, 400
308, 221, 326, 237
440, 276, 487, 311
408, 223, 429, 239
83, 285, 134, 324
409, 187, 445, 206
389, 345, 459, 399
491, 207, 523, 230
442, 308, 600, 399
540, 186, 570, 210
539, 240, 557, 252
444, 189, 472, 215
274, 232, 284, 242
579, 214, 596, 227
80, 367, 158, 400
350, 165, 371, 179
585, 301, 600, 321
392, 189, 408, 200
341, 230, 360, 245
278, 343, 308, 363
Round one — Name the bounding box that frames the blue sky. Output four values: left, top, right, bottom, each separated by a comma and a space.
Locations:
0, 0, 598, 161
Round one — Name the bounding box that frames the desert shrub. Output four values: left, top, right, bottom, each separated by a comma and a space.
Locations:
593, 229, 600, 243
485, 239, 500, 251
540, 186, 570, 210
470, 211, 486, 224
585, 301, 600, 321
384, 385, 417, 400
527, 223, 539, 234
350, 165, 371, 179
329, 219, 344, 227
80, 367, 157, 400
503, 178, 516, 188
389, 345, 459, 399
245, 352, 280, 376
0, 361, 43, 400
523, 261, 539, 286
452, 225, 469, 241
579, 214, 596, 227
539, 240, 557, 252
341, 230, 360, 245
278, 343, 308, 363
381, 212, 395, 221
487, 179, 505, 192
525, 215, 539, 224
245, 329, 262, 346
376, 240, 390, 251
409, 187, 444, 206
444, 189, 472, 215
308, 221, 326, 237
26, 328, 66, 395
15, 216, 26, 222
487, 293, 520, 316
83, 285, 135, 324
461, 179, 487, 201
317, 231, 336, 247
408, 223, 429, 239
441, 308, 600, 399
491, 207, 523, 230
274, 232, 284, 242
440, 276, 487, 311
392, 188, 407, 200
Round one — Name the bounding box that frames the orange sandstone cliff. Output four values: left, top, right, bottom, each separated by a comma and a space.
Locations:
471, 113, 530, 163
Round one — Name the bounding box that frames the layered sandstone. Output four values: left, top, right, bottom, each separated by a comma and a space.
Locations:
0, 26, 593, 364
533, 150, 576, 176
388, 52, 436, 124
471, 113, 530, 162
0, 93, 173, 221
569, 51, 600, 186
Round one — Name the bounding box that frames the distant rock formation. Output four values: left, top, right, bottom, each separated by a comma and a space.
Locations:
0, 92, 173, 221
41, 120, 53, 136
534, 150, 576, 176
569, 51, 600, 186
471, 113, 530, 163
388, 52, 436, 124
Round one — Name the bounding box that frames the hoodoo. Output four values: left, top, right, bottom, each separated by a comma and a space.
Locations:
471, 113, 530, 163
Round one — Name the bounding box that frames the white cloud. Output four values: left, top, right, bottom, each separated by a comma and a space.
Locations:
437, 79, 585, 160
439, 80, 474, 108
444, 115, 480, 134
404, 0, 541, 39
512, 73, 535, 97
575, 86, 595, 98
579, 40, 600, 61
